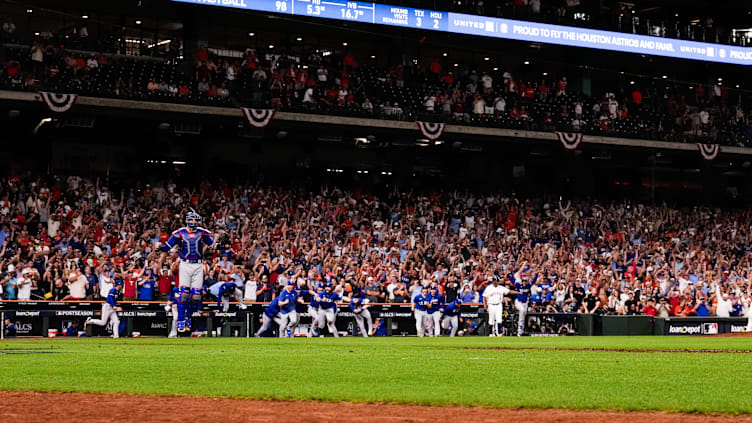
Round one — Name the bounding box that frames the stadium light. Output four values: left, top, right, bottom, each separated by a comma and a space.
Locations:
269, 44, 274, 49
172, 161, 186, 165
442, 52, 447, 57
34, 32, 39, 36
484, 57, 489, 61
543, 72, 548, 76
718, 77, 723, 81
493, 67, 498, 71
136, 20, 142, 25
26, 8, 32, 13
297, 37, 303, 41
342, 42, 348, 46
82, 15, 89, 19
662, 75, 667, 79
370, 55, 375, 59
248, 32, 255, 37
524, 61, 530, 65
147, 40, 171, 48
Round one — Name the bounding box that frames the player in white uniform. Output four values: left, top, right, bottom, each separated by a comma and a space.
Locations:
482, 277, 519, 337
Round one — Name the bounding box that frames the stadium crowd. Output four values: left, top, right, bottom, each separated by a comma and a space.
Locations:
1, 174, 751, 322
2, 35, 752, 147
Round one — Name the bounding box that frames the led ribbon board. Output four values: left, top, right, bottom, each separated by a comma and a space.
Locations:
171, 0, 752, 65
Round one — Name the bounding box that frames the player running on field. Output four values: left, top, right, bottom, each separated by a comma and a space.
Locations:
412, 286, 431, 337
306, 283, 325, 337
441, 297, 462, 337
85, 278, 123, 338
426, 285, 445, 337
166, 285, 180, 338
254, 296, 283, 337
278, 280, 301, 337
350, 291, 373, 337
160, 211, 215, 333
512, 265, 536, 336
314, 283, 340, 337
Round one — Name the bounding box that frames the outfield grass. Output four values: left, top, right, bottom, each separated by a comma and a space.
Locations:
2, 336, 752, 414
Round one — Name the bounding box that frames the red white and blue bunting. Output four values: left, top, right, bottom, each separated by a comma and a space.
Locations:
555, 131, 583, 150
39, 92, 78, 113
241, 108, 274, 128
697, 143, 720, 161
417, 121, 445, 141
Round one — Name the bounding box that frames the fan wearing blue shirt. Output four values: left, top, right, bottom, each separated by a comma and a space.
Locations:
138, 270, 156, 301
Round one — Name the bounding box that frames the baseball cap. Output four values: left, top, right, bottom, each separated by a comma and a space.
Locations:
287, 280, 295, 285
114, 279, 124, 286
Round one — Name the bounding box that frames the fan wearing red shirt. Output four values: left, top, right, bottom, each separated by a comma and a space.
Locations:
641, 299, 657, 316
123, 271, 140, 300
158, 267, 172, 299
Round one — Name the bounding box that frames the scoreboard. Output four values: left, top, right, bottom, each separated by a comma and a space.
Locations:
171, 0, 752, 65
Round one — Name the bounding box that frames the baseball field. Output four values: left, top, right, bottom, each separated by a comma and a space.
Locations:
2, 336, 752, 422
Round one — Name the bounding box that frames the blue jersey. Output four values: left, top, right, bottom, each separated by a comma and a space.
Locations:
515, 282, 531, 303
413, 294, 430, 311
309, 289, 324, 308
169, 286, 180, 304
443, 300, 461, 316
216, 282, 239, 309
350, 296, 367, 312
317, 291, 340, 310
426, 293, 445, 314
105, 287, 119, 307
161, 227, 215, 260
264, 297, 281, 318
278, 289, 299, 314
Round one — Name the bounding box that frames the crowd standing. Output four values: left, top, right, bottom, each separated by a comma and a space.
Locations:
3, 35, 752, 147
2, 175, 752, 330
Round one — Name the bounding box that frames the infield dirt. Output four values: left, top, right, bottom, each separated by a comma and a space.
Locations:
4, 391, 751, 422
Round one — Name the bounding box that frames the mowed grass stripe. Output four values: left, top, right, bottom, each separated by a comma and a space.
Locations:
1, 337, 751, 414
